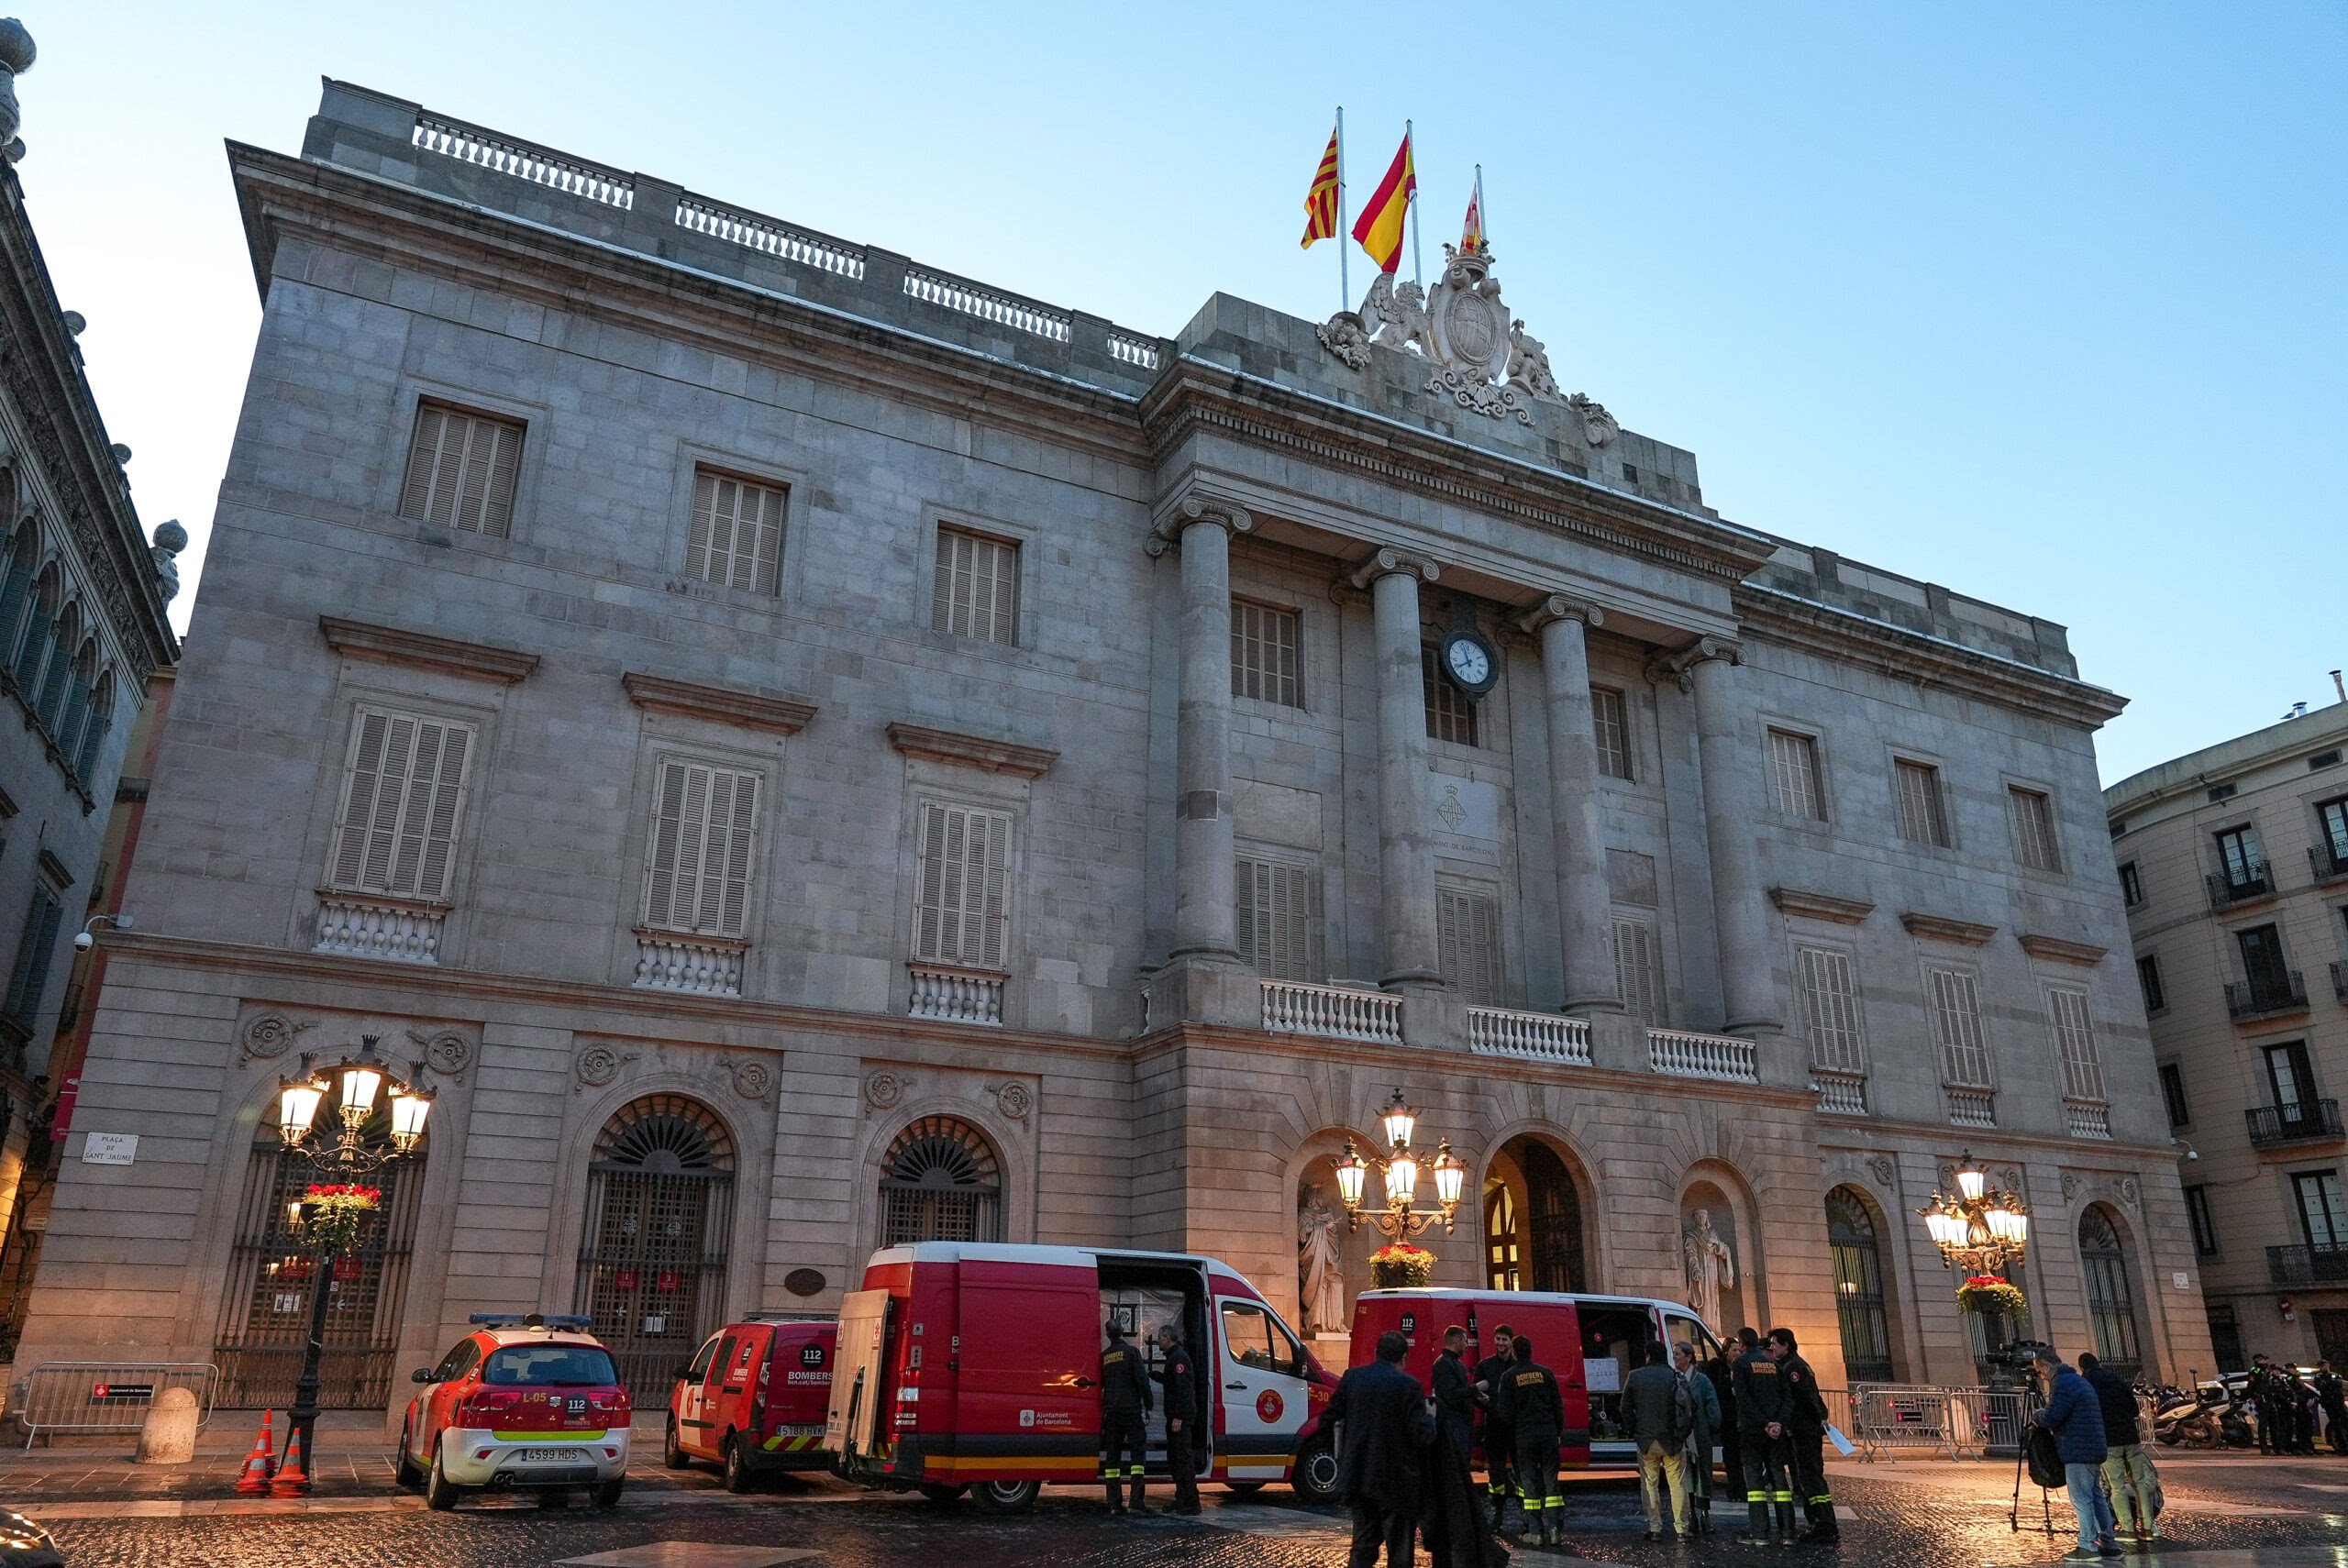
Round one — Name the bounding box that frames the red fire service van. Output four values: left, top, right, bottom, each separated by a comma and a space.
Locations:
825, 1242, 1339, 1512
1349, 1288, 1729, 1470
663, 1314, 837, 1491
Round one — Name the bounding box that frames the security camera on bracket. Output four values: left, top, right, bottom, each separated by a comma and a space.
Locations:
72, 912, 133, 952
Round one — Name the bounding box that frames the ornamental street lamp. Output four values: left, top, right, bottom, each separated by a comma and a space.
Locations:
275, 1035, 433, 1486
1916, 1150, 2031, 1274
1334, 1089, 1469, 1239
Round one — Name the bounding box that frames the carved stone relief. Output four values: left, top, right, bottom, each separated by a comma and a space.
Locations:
863, 1070, 908, 1110
991, 1082, 1033, 1121
1865, 1154, 1897, 1189
575, 1043, 635, 1089
406, 1028, 474, 1080
731, 1060, 775, 1102
239, 1011, 313, 1063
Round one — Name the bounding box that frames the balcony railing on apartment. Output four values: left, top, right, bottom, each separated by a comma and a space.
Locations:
2207, 870, 2275, 910
2333, 961, 2348, 1006
2246, 1099, 2345, 1148
2225, 972, 2309, 1021
2269, 1243, 2348, 1286
2311, 841, 2348, 884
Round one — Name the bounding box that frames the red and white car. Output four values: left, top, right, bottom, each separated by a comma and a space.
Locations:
396, 1313, 632, 1509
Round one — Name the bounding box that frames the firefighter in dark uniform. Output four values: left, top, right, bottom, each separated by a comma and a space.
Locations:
1496, 1333, 1566, 1549
1098, 1319, 1153, 1516
1473, 1323, 1519, 1530
1732, 1326, 1797, 1545
1769, 1328, 1837, 1544
1153, 1321, 1203, 1516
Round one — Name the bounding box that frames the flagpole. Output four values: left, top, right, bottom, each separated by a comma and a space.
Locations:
1335, 105, 1350, 312
1406, 118, 1422, 286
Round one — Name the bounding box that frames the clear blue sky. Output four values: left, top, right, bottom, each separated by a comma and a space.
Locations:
21, 1, 2345, 784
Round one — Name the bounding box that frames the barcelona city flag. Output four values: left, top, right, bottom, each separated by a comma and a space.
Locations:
1301, 123, 1341, 248
1459, 171, 1485, 256
1350, 129, 1415, 274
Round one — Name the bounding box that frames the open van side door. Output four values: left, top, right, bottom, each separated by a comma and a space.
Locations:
825, 1289, 893, 1465
1213, 1295, 1312, 1482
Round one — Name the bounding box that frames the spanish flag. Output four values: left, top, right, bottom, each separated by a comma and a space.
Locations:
1350, 129, 1415, 275
1459, 168, 1485, 256
1301, 123, 1341, 248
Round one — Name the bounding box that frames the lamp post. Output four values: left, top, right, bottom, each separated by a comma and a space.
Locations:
1915, 1151, 2032, 1275
1333, 1089, 1470, 1239
274, 1035, 432, 1485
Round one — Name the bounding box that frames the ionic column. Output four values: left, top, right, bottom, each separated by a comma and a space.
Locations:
1348, 548, 1444, 990
1519, 595, 1619, 1012
1156, 499, 1250, 960
1680, 638, 1783, 1034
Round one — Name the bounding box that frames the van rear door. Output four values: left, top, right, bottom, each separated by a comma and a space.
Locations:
954, 1258, 1101, 1477
825, 1289, 893, 1465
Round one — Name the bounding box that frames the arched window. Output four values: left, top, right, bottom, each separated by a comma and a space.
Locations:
9, 563, 55, 695
0, 511, 36, 661
1826, 1186, 1894, 1382
210, 1116, 427, 1408
880, 1115, 1002, 1244
575, 1094, 735, 1400
2080, 1205, 2143, 1377
1481, 1135, 1588, 1293
33, 602, 76, 730
71, 665, 111, 785
54, 638, 95, 767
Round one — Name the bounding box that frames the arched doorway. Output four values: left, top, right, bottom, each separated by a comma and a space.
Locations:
574, 1095, 735, 1401
1483, 1135, 1588, 1292
879, 1115, 1002, 1244
1825, 1186, 1894, 1382
211, 1120, 427, 1408
2079, 1204, 2144, 1378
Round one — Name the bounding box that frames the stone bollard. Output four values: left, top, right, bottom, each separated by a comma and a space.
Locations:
134, 1386, 198, 1465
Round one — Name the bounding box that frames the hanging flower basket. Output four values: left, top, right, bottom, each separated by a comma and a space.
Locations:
301, 1184, 382, 1254
1369, 1242, 1436, 1289
1955, 1274, 2028, 1318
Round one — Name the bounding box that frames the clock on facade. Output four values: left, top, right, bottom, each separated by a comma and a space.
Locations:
1440, 629, 1499, 698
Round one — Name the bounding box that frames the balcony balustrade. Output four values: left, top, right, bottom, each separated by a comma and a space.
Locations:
634, 932, 746, 997
2309, 840, 2348, 884
1468, 1008, 1592, 1066
315, 895, 443, 965
2245, 1098, 2345, 1148
2226, 971, 2309, 1021
906, 962, 1005, 1025
2208, 870, 2275, 910
2063, 1100, 2112, 1140
2332, 960, 2348, 1006
1814, 1072, 1868, 1115
1648, 1028, 1759, 1085
2269, 1243, 2348, 1286
1260, 978, 1403, 1045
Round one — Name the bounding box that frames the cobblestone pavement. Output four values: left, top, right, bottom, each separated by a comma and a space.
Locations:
25, 1452, 2348, 1566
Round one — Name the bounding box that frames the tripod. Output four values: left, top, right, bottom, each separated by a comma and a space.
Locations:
2007, 1381, 2058, 1537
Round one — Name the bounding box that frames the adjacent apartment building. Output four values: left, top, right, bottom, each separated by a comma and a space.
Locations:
18, 80, 2209, 1416
2107, 684, 2348, 1373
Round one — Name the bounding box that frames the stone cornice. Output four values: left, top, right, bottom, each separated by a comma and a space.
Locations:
1737, 581, 2126, 730
622, 671, 816, 735
319, 615, 539, 684
1770, 887, 1876, 925
2018, 933, 2110, 966
1900, 911, 1999, 946
886, 721, 1058, 778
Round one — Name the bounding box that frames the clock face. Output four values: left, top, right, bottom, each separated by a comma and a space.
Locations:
1444, 634, 1494, 693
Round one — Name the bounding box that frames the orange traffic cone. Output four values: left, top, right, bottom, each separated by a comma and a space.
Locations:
270, 1426, 311, 1497
234, 1411, 276, 1496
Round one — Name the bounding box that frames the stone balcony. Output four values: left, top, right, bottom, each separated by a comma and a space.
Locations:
633, 930, 746, 997
314, 892, 444, 964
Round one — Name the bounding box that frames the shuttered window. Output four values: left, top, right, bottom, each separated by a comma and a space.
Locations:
1612, 914, 1660, 1023
1235, 856, 1318, 979
1925, 965, 1992, 1088
1798, 945, 1866, 1073
1894, 759, 1951, 847
2, 880, 61, 1028
1769, 729, 1826, 820
1232, 600, 1301, 707
685, 470, 786, 594
932, 526, 1018, 645
1437, 888, 1501, 1004
641, 758, 761, 939
398, 402, 523, 536
2008, 786, 2061, 873
1591, 687, 1632, 780
2048, 986, 2106, 1103
913, 801, 1012, 969
327, 706, 476, 901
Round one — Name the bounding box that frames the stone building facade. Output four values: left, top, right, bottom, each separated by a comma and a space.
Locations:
2106, 690, 2348, 1372
0, 24, 179, 1326
19, 80, 2208, 1411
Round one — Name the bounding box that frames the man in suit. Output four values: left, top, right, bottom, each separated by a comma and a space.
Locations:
1324, 1328, 1435, 1567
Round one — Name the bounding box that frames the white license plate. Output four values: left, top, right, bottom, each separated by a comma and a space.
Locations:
517, 1447, 588, 1463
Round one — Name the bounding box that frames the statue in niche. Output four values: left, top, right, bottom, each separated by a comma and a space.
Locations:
1299, 1185, 1347, 1334
1683, 1208, 1737, 1335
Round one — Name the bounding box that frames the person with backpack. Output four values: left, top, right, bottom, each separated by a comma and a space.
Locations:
1625, 1341, 1693, 1540
2031, 1346, 2120, 1561
2078, 1352, 2156, 1551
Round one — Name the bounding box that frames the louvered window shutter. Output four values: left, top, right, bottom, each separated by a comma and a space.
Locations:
688, 471, 786, 593
642, 758, 760, 938
327, 706, 475, 900
4, 885, 60, 1024
1798, 946, 1866, 1072
1927, 966, 1991, 1088
1612, 915, 1659, 1022
1236, 856, 1317, 980
1438, 889, 1501, 1004
2050, 988, 2105, 1101
932, 528, 1018, 645
914, 801, 1013, 968
399, 403, 523, 536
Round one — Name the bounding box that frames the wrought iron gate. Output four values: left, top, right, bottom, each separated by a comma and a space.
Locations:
574, 1095, 734, 1403
211, 1134, 424, 1408
1827, 1186, 1894, 1382
1522, 1140, 1587, 1293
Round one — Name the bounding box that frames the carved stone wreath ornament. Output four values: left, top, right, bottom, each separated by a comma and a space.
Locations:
991, 1081, 1033, 1121
239, 1011, 314, 1062
1864, 1154, 1897, 1189
1315, 244, 1616, 443
575, 1044, 626, 1088
863, 1070, 907, 1110
732, 1060, 775, 1102
407, 1027, 473, 1079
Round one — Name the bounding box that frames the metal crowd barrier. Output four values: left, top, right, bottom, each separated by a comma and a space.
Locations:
1837, 1384, 2030, 1461
13, 1362, 219, 1448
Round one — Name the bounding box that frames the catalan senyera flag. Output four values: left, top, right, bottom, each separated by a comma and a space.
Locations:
1459, 171, 1485, 255
1301, 123, 1341, 248
1350, 129, 1416, 274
